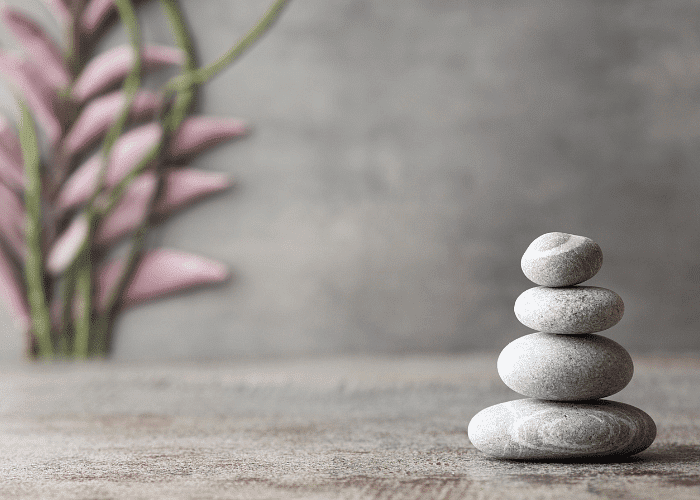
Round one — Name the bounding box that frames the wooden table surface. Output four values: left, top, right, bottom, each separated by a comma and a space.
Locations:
0, 353, 698, 499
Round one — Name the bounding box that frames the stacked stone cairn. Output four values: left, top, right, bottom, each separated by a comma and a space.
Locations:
468, 232, 656, 460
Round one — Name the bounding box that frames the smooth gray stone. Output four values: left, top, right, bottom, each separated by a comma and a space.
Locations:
515, 286, 624, 334
497, 332, 633, 400
467, 399, 657, 460
521, 233, 603, 287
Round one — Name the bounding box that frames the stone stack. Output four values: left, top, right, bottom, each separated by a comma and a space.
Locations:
468, 232, 656, 460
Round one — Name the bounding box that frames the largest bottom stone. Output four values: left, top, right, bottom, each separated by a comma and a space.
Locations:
468, 399, 656, 460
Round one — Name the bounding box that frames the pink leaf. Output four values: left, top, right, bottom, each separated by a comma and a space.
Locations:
0, 115, 22, 165
97, 249, 229, 309
155, 168, 232, 215
1, 6, 70, 90
56, 122, 163, 210
46, 213, 89, 275
0, 146, 23, 191
95, 172, 156, 245
169, 116, 249, 158
107, 122, 162, 183
0, 245, 29, 331
0, 116, 24, 190
80, 0, 114, 35
0, 183, 26, 259
55, 154, 101, 211
0, 51, 62, 145
73, 45, 183, 103
94, 168, 232, 245
43, 0, 72, 26
63, 90, 161, 157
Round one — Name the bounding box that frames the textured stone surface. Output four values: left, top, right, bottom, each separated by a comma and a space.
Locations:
468, 399, 657, 460
521, 232, 603, 287
0, 354, 698, 499
497, 332, 633, 400
515, 286, 624, 334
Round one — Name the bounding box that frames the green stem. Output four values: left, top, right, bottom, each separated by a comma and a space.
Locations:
101, 0, 290, 218
59, 269, 77, 354
65, 0, 86, 75
160, 0, 197, 70
160, 0, 198, 130
74, 0, 143, 357
89, 0, 143, 207
166, 0, 290, 92
19, 103, 53, 359
91, 0, 292, 353
95, 0, 200, 332
72, 253, 92, 358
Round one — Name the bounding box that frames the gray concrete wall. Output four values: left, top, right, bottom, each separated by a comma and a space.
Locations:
0, 0, 698, 360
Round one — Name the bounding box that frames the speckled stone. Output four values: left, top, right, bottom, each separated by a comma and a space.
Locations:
497, 332, 633, 400
467, 399, 656, 460
521, 232, 603, 287
514, 286, 624, 334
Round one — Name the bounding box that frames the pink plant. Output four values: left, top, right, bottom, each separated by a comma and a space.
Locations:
0, 0, 290, 358
72, 44, 184, 103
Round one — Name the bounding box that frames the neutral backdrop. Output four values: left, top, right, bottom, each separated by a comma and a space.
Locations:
0, 0, 698, 360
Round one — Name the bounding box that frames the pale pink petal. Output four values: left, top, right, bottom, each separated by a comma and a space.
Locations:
46, 213, 89, 275
1, 6, 70, 90
95, 172, 156, 245
155, 168, 231, 215
0, 52, 61, 145
56, 122, 162, 210
169, 116, 248, 158
0, 115, 22, 165
95, 168, 232, 245
80, 0, 114, 34
107, 122, 162, 184
43, 0, 72, 26
0, 147, 24, 190
0, 117, 23, 189
73, 45, 183, 103
0, 183, 26, 258
55, 154, 101, 211
97, 249, 229, 309
63, 90, 161, 157
0, 245, 29, 331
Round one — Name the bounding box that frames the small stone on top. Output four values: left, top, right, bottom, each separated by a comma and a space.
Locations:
521, 232, 603, 287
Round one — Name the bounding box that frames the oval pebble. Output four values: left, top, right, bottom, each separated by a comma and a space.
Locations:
514, 286, 624, 334
521, 232, 603, 287
468, 399, 656, 460
497, 332, 633, 400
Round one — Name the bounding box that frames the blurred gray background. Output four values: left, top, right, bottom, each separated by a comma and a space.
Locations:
0, 0, 698, 360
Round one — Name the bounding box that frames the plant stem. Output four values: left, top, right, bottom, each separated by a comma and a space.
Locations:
19, 102, 53, 359
72, 253, 92, 358
89, 0, 143, 207
160, 0, 198, 130
72, 0, 143, 357
59, 267, 77, 354
94, 0, 202, 337
72, 0, 291, 356
166, 0, 291, 93
65, 0, 86, 75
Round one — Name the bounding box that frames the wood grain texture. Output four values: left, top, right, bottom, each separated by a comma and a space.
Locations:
0, 354, 696, 499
